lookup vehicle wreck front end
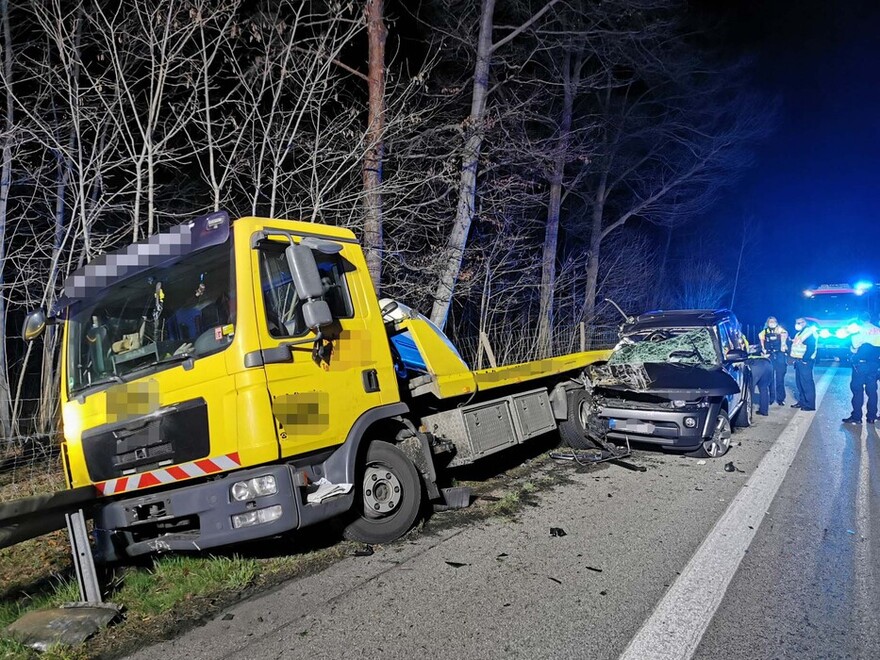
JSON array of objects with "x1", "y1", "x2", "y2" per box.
[{"x1": 587, "y1": 328, "x2": 740, "y2": 455}]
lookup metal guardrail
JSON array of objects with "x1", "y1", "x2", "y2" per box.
[{"x1": 0, "y1": 485, "x2": 98, "y2": 550}]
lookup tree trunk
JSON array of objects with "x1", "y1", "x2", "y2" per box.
[
  {"x1": 536, "y1": 48, "x2": 579, "y2": 357},
  {"x1": 582, "y1": 171, "x2": 608, "y2": 342},
  {"x1": 362, "y1": 0, "x2": 386, "y2": 292},
  {"x1": 0, "y1": 0, "x2": 14, "y2": 438},
  {"x1": 651, "y1": 227, "x2": 673, "y2": 309},
  {"x1": 429, "y1": 0, "x2": 496, "y2": 328}
]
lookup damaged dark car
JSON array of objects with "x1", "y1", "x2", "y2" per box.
[{"x1": 579, "y1": 310, "x2": 752, "y2": 458}]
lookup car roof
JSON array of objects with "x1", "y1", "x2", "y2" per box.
[{"x1": 622, "y1": 309, "x2": 736, "y2": 332}]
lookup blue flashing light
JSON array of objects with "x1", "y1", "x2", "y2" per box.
[
  {"x1": 854, "y1": 280, "x2": 873, "y2": 292},
  {"x1": 819, "y1": 328, "x2": 832, "y2": 339},
  {"x1": 803, "y1": 289, "x2": 814, "y2": 298}
]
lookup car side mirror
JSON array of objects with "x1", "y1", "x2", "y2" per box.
[
  {"x1": 22, "y1": 308, "x2": 53, "y2": 342},
  {"x1": 724, "y1": 349, "x2": 748, "y2": 363}
]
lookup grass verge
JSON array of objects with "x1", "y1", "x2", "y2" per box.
[{"x1": 1, "y1": 442, "x2": 575, "y2": 659}]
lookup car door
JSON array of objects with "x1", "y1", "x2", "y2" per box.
[{"x1": 717, "y1": 320, "x2": 746, "y2": 410}]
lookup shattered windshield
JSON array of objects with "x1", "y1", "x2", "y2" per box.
[
  {"x1": 609, "y1": 328, "x2": 719, "y2": 368},
  {"x1": 66, "y1": 241, "x2": 235, "y2": 395}
]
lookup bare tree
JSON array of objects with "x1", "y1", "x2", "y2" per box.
[{"x1": 429, "y1": 0, "x2": 560, "y2": 328}]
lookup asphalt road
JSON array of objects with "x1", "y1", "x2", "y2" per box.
[{"x1": 129, "y1": 365, "x2": 880, "y2": 660}]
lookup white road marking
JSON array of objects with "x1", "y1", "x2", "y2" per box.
[
  {"x1": 619, "y1": 366, "x2": 837, "y2": 660},
  {"x1": 855, "y1": 413, "x2": 874, "y2": 652}
]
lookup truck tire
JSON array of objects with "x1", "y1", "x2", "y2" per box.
[
  {"x1": 343, "y1": 440, "x2": 423, "y2": 544},
  {"x1": 687, "y1": 409, "x2": 732, "y2": 458},
  {"x1": 557, "y1": 388, "x2": 595, "y2": 450}
]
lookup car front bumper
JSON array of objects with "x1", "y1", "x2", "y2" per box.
[{"x1": 599, "y1": 405, "x2": 715, "y2": 451}]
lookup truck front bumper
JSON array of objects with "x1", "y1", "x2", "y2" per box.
[{"x1": 94, "y1": 464, "x2": 301, "y2": 562}]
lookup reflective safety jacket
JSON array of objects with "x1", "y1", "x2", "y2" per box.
[
  {"x1": 851, "y1": 322, "x2": 880, "y2": 353},
  {"x1": 790, "y1": 326, "x2": 817, "y2": 360},
  {"x1": 759, "y1": 325, "x2": 788, "y2": 353}
]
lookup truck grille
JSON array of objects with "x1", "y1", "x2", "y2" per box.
[{"x1": 81, "y1": 398, "x2": 210, "y2": 482}]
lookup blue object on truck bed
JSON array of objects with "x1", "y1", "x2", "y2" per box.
[{"x1": 390, "y1": 331, "x2": 428, "y2": 373}]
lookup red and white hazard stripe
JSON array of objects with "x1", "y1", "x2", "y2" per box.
[{"x1": 96, "y1": 452, "x2": 241, "y2": 496}]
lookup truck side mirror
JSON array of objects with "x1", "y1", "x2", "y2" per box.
[
  {"x1": 285, "y1": 243, "x2": 333, "y2": 330},
  {"x1": 22, "y1": 308, "x2": 52, "y2": 342},
  {"x1": 303, "y1": 300, "x2": 332, "y2": 330},
  {"x1": 285, "y1": 243, "x2": 324, "y2": 300}
]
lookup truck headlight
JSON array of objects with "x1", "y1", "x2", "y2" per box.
[
  {"x1": 672, "y1": 400, "x2": 686, "y2": 408},
  {"x1": 231, "y1": 475, "x2": 277, "y2": 502},
  {"x1": 231, "y1": 505, "x2": 283, "y2": 529}
]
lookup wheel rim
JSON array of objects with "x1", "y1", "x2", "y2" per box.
[
  {"x1": 703, "y1": 414, "x2": 732, "y2": 457},
  {"x1": 577, "y1": 398, "x2": 590, "y2": 430},
  {"x1": 362, "y1": 464, "x2": 403, "y2": 519}
]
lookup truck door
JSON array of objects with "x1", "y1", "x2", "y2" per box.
[{"x1": 251, "y1": 238, "x2": 397, "y2": 459}]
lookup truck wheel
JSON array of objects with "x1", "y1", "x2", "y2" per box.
[
  {"x1": 343, "y1": 441, "x2": 423, "y2": 544},
  {"x1": 733, "y1": 384, "x2": 753, "y2": 429},
  {"x1": 557, "y1": 388, "x2": 595, "y2": 450},
  {"x1": 688, "y1": 410, "x2": 732, "y2": 458}
]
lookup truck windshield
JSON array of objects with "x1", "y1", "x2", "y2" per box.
[
  {"x1": 806, "y1": 293, "x2": 868, "y2": 319},
  {"x1": 609, "y1": 327, "x2": 719, "y2": 368},
  {"x1": 66, "y1": 241, "x2": 235, "y2": 395}
]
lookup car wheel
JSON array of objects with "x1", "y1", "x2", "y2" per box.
[
  {"x1": 343, "y1": 441, "x2": 423, "y2": 544},
  {"x1": 733, "y1": 384, "x2": 753, "y2": 428},
  {"x1": 558, "y1": 387, "x2": 595, "y2": 450},
  {"x1": 688, "y1": 410, "x2": 732, "y2": 458}
]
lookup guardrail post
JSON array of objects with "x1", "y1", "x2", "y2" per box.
[{"x1": 66, "y1": 509, "x2": 102, "y2": 604}]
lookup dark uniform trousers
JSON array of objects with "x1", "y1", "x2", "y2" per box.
[
  {"x1": 749, "y1": 357, "x2": 773, "y2": 415},
  {"x1": 768, "y1": 351, "x2": 787, "y2": 404},
  {"x1": 794, "y1": 359, "x2": 816, "y2": 409},
  {"x1": 850, "y1": 359, "x2": 880, "y2": 421}
]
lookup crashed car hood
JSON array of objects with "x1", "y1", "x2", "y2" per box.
[{"x1": 593, "y1": 362, "x2": 740, "y2": 399}]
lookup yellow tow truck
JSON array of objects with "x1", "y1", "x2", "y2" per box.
[{"x1": 23, "y1": 212, "x2": 609, "y2": 560}]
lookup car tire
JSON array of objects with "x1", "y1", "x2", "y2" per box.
[
  {"x1": 733, "y1": 382, "x2": 753, "y2": 429},
  {"x1": 557, "y1": 387, "x2": 596, "y2": 450},
  {"x1": 343, "y1": 441, "x2": 423, "y2": 544},
  {"x1": 688, "y1": 409, "x2": 732, "y2": 459}
]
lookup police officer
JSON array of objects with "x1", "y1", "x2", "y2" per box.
[
  {"x1": 790, "y1": 317, "x2": 817, "y2": 411},
  {"x1": 747, "y1": 344, "x2": 773, "y2": 416},
  {"x1": 842, "y1": 312, "x2": 880, "y2": 424},
  {"x1": 758, "y1": 316, "x2": 789, "y2": 405}
]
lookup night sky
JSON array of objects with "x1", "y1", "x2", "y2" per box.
[{"x1": 700, "y1": 0, "x2": 880, "y2": 325}]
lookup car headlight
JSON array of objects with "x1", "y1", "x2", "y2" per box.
[{"x1": 231, "y1": 475, "x2": 277, "y2": 502}]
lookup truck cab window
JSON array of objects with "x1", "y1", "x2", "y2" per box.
[{"x1": 259, "y1": 243, "x2": 353, "y2": 338}]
